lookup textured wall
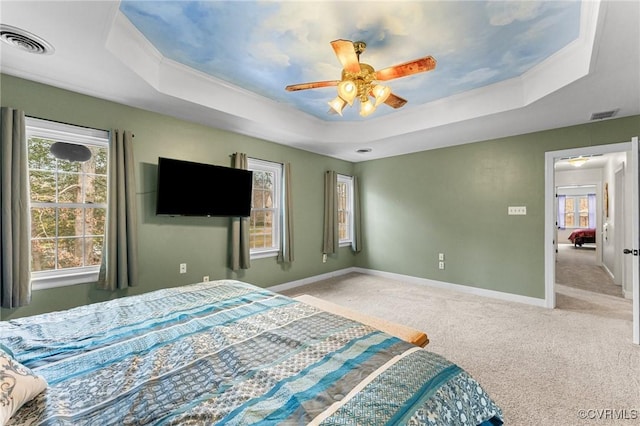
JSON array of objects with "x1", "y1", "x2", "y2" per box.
[
  {"x1": 354, "y1": 116, "x2": 640, "y2": 299},
  {"x1": 1, "y1": 74, "x2": 355, "y2": 319},
  {"x1": 2, "y1": 73, "x2": 639, "y2": 317}
]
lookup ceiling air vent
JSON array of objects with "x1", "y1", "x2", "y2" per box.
[
  {"x1": 0, "y1": 24, "x2": 54, "y2": 55},
  {"x1": 590, "y1": 109, "x2": 618, "y2": 120}
]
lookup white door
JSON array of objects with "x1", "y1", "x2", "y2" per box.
[{"x1": 630, "y1": 137, "x2": 639, "y2": 345}]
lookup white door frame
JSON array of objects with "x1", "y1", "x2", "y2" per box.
[
  {"x1": 613, "y1": 164, "x2": 625, "y2": 287},
  {"x1": 545, "y1": 141, "x2": 638, "y2": 344},
  {"x1": 631, "y1": 137, "x2": 639, "y2": 345}
]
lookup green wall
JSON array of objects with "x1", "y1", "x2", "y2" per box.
[
  {"x1": 354, "y1": 116, "x2": 640, "y2": 298},
  {"x1": 1, "y1": 74, "x2": 355, "y2": 319},
  {"x1": 2, "y1": 73, "x2": 639, "y2": 318}
]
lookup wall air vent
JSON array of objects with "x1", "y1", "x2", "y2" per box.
[
  {"x1": 0, "y1": 24, "x2": 54, "y2": 55},
  {"x1": 590, "y1": 109, "x2": 618, "y2": 120}
]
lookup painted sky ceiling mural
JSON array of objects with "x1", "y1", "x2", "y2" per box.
[{"x1": 120, "y1": 1, "x2": 581, "y2": 121}]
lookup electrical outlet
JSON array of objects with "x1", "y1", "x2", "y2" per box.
[
  {"x1": 322, "y1": 253, "x2": 327, "y2": 263},
  {"x1": 203, "y1": 276, "x2": 210, "y2": 282},
  {"x1": 438, "y1": 253, "x2": 445, "y2": 261},
  {"x1": 179, "y1": 263, "x2": 187, "y2": 274},
  {"x1": 438, "y1": 261, "x2": 445, "y2": 270}
]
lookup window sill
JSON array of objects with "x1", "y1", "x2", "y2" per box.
[
  {"x1": 31, "y1": 267, "x2": 100, "y2": 290},
  {"x1": 250, "y1": 249, "x2": 279, "y2": 260},
  {"x1": 339, "y1": 241, "x2": 353, "y2": 248}
]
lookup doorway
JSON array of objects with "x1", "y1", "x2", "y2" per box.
[
  {"x1": 544, "y1": 140, "x2": 638, "y2": 344},
  {"x1": 554, "y1": 182, "x2": 623, "y2": 297}
]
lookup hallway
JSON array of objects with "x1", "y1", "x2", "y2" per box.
[{"x1": 555, "y1": 243, "x2": 624, "y2": 298}]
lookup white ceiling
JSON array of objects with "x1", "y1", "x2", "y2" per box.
[
  {"x1": 554, "y1": 152, "x2": 620, "y2": 171},
  {"x1": 1, "y1": 1, "x2": 638, "y2": 162}
]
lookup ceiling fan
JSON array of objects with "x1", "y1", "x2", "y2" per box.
[{"x1": 285, "y1": 39, "x2": 436, "y2": 117}]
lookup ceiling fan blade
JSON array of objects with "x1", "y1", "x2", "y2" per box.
[
  {"x1": 375, "y1": 56, "x2": 437, "y2": 81},
  {"x1": 331, "y1": 39, "x2": 361, "y2": 73},
  {"x1": 384, "y1": 93, "x2": 408, "y2": 109},
  {"x1": 285, "y1": 80, "x2": 339, "y2": 92}
]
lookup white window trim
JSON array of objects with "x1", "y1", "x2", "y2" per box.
[
  {"x1": 27, "y1": 117, "x2": 109, "y2": 145},
  {"x1": 247, "y1": 158, "x2": 282, "y2": 259},
  {"x1": 26, "y1": 117, "x2": 109, "y2": 290},
  {"x1": 32, "y1": 267, "x2": 100, "y2": 290},
  {"x1": 338, "y1": 174, "x2": 354, "y2": 247}
]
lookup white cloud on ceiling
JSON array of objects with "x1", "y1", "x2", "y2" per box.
[
  {"x1": 455, "y1": 67, "x2": 502, "y2": 86},
  {"x1": 119, "y1": 0, "x2": 581, "y2": 120},
  {"x1": 486, "y1": 1, "x2": 543, "y2": 26}
]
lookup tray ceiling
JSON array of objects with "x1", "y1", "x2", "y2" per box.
[{"x1": 1, "y1": 1, "x2": 638, "y2": 161}]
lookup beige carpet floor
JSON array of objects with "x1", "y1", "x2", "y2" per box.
[
  {"x1": 556, "y1": 243, "x2": 624, "y2": 298},
  {"x1": 280, "y1": 273, "x2": 639, "y2": 426}
]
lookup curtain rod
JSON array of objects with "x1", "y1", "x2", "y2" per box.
[{"x1": 25, "y1": 115, "x2": 134, "y2": 137}]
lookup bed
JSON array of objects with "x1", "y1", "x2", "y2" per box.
[
  {"x1": 1, "y1": 280, "x2": 502, "y2": 425},
  {"x1": 568, "y1": 228, "x2": 596, "y2": 247}
]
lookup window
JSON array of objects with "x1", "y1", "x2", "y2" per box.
[
  {"x1": 26, "y1": 118, "x2": 109, "y2": 289},
  {"x1": 564, "y1": 196, "x2": 590, "y2": 228},
  {"x1": 564, "y1": 195, "x2": 589, "y2": 228},
  {"x1": 247, "y1": 158, "x2": 282, "y2": 258},
  {"x1": 337, "y1": 174, "x2": 354, "y2": 245},
  {"x1": 560, "y1": 193, "x2": 595, "y2": 229}
]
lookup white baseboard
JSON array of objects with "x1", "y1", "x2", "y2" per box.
[
  {"x1": 270, "y1": 267, "x2": 547, "y2": 308},
  {"x1": 267, "y1": 267, "x2": 357, "y2": 293},
  {"x1": 601, "y1": 263, "x2": 616, "y2": 281},
  {"x1": 352, "y1": 268, "x2": 548, "y2": 307}
]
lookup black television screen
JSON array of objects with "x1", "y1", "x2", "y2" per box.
[{"x1": 156, "y1": 157, "x2": 253, "y2": 217}]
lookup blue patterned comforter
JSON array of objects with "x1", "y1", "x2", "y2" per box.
[{"x1": 1, "y1": 280, "x2": 502, "y2": 425}]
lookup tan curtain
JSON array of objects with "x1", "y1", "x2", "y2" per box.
[
  {"x1": 0, "y1": 107, "x2": 31, "y2": 308},
  {"x1": 98, "y1": 130, "x2": 139, "y2": 290},
  {"x1": 231, "y1": 152, "x2": 250, "y2": 270},
  {"x1": 278, "y1": 162, "x2": 294, "y2": 263},
  {"x1": 351, "y1": 175, "x2": 362, "y2": 253},
  {"x1": 323, "y1": 170, "x2": 338, "y2": 255}
]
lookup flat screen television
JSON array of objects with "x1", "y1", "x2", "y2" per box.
[{"x1": 156, "y1": 157, "x2": 253, "y2": 217}]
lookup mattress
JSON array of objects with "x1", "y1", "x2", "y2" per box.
[{"x1": 1, "y1": 279, "x2": 502, "y2": 425}]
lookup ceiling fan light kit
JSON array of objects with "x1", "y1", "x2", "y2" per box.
[
  {"x1": 360, "y1": 98, "x2": 376, "y2": 117},
  {"x1": 337, "y1": 80, "x2": 357, "y2": 105},
  {"x1": 328, "y1": 96, "x2": 348, "y2": 115},
  {"x1": 372, "y1": 84, "x2": 391, "y2": 107},
  {"x1": 286, "y1": 39, "x2": 436, "y2": 118}
]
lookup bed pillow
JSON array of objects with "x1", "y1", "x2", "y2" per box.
[{"x1": 0, "y1": 350, "x2": 47, "y2": 425}]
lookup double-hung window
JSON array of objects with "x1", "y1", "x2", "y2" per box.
[
  {"x1": 558, "y1": 187, "x2": 597, "y2": 229},
  {"x1": 337, "y1": 174, "x2": 354, "y2": 246},
  {"x1": 26, "y1": 118, "x2": 109, "y2": 289},
  {"x1": 561, "y1": 195, "x2": 594, "y2": 228},
  {"x1": 247, "y1": 158, "x2": 282, "y2": 259}
]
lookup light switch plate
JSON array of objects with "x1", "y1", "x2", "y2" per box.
[{"x1": 508, "y1": 206, "x2": 527, "y2": 215}]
